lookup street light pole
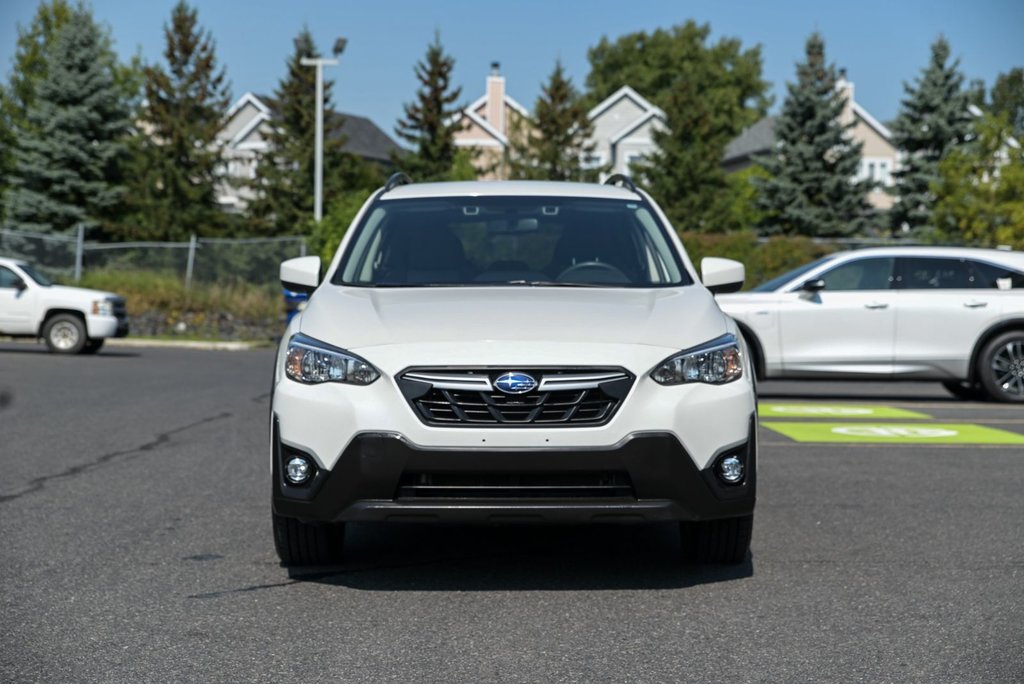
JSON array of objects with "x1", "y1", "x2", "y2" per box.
[{"x1": 299, "y1": 56, "x2": 338, "y2": 222}]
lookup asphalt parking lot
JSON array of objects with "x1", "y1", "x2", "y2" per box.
[{"x1": 1, "y1": 343, "x2": 1022, "y2": 683}]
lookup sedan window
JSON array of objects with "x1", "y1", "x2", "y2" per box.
[
  {"x1": 897, "y1": 257, "x2": 994, "y2": 289},
  {"x1": 817, "y1": 257, "x2": 895, "y2": 291},
  {"x1": 968, "y1": 260, "x2": 1024, "y2": 289}
]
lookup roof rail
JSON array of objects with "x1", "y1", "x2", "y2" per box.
[
  {"x1": 383, "y1": 172, "x2": 413, "y2": 194},
  {"x1": 604, "y1": 173, "x2": 639, "y2": 194}
]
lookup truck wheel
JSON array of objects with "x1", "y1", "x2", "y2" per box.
[
  {"x1": 680, "y1": 514, "x2": 753, "y2": 564},
  {"x1": 82, "y1": 339, "x2": 105, "y2": 354},
  {"x1": 977, "y1": 331, "x2": 1024, "y2": 403},
  {"x1": 43, "y1": 314, "x2": 87, "y2": 354},
  {"x1": 272, "y1": 512, "x2": 345, "y2": 566}
]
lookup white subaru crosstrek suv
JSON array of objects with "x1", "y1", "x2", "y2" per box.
[
  {"x1": 270, "y1": 175, "x2": 756, "y2": 566},
  {"x1": 717, "y1": 246, "x2": 1024, "y2": 402}
]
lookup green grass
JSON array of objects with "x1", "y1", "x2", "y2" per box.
[{"x1": 75, "y1": 270, "x2": 280, "y2": 320}]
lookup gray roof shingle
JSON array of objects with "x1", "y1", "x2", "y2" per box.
[
  {"x1": 255, "y1": 94, "x2": 401, "y2": 163},
  {"x1": 723, "y1": 117, "x2": 776, "y2": 164}
]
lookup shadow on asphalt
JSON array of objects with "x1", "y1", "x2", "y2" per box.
[
  {"x1": 758, "y1": 390, "x2": 961, "y2": 403},
  {"x1": 0, "y1": 345, "x2": 140, "y2": 358},
  {"x1": 285, "y1": 522, "x2": 753, "y2": 591}
]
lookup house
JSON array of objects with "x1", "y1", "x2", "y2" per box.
[
  {"x1": 215, "y1": 92, "x2": 402, "y2": 212},
  {"x1": 584, "y1": 85, "x2": 666, "y2": 179},
  {"x1": 723, "y1": 75, "x2": 900, "y2": 211},
  {"x1": 451, "y1": 63, "x2": 531, "y2": 179}
]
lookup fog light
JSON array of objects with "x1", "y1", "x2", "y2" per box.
[
  {"x1": 719, "y1": 455, "x2": 744, "y2": 484},
  {"x1": 285, "y1": 456, "x2": 312, "y2": 484}
]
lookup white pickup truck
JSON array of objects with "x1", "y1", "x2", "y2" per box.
[{"x1": 0, "y1": 256, "x2": 128, "y2": 354}]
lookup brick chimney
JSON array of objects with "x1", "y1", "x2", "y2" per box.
[{"x1": 485, "y1": 61, "x2": 505, "y2": 135}]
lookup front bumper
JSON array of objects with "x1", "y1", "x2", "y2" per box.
[
  {"x1": 272, "y1": 418, "x2": 756, "y2": 525},
  {"x1": 86, "y1": 314, "x2": 129, "y2": 338}
]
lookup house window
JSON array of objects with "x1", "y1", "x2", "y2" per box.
[{"x1": 582, "y1": 153, "x2": 605, "y2": 169}]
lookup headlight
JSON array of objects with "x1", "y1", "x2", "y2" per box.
[
  {"x1": 91, "y1": 299, "x2": 114, "y2": 316},
  {"x1": 285, "y1": 333, "x2": 380, "y2": 385},
  {"x1": 650, "y1": 333, "x2": 743, "y2": 385}
]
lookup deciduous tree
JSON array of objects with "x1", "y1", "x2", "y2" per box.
[
  {"x1": 586, "y1": 21, "x2": 771, "y2": 231},
  {"x1": 933, "y1": 113, "x2": 1024, "y2": 247}
]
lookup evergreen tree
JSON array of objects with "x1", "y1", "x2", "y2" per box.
[
  {"x1": 119, "y1": 1, "x2": 230, "y2": 241},
  {"x1": 248, "y1": 29, "x2": 380, "y2": 235},
  {"x1": 394, "y1": 34, "x2": 463, "y2": 181},
  {"x1": 754, "y1": 33, "x2": 870, "y2": 237},
  {"x1": 889, "y1": 37, "x2": 973, "y2": 236},
  {"x1": 585, "y1": 22, "x2": 770, "y2": 231},
  {"x1": 508, "y1": 62, "x2": 597, "y2": 181},
  {"x1": 991, "y1": 68, "x2": 1024, "y2": 138},
  {"x1": 0, "y1": 0, "x2": 73, "y2": 222},
  {"x1": 3, "y1": 6, "x2": 130, "y2": 238}
]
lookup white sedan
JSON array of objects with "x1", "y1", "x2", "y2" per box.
[{"x1": 716, "y1": 246, "x2": 1024, "y2": 402}]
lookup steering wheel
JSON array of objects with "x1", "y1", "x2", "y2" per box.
[{"x1": 556, "y1": 261, "x2": 629, "y2": 283}]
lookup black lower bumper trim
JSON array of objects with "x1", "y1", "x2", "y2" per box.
[{"x1": 272, "y1": 421, "x2": 756, "y2": 525}]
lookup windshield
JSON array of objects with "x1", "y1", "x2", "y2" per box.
[
  {"x1": 333, "y1": 196, "x2": 691, "y2": 288},
  {"x1": 18, "y1": 263, "x2": 53, "y2": 287},
  {"x1": 752, "y1": 256, "x2": 834, "y2": 292}
]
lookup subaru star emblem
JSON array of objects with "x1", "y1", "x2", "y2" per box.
[{"x1": 494, "y1": 372, "x2": 537, "y2": 394}]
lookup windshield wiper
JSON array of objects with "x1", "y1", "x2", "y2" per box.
[{"x1": 503, "y1": 280, "x2": 607, "y2": 288}]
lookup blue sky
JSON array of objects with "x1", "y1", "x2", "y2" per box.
[{"x1": 1, "y1": 0, "x2": 1022, "y2": 137}]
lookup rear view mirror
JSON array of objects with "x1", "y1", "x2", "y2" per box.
[
  {"x1": 280, "y1": 256, "x2": 322, "y2": 295},
  {"x1": 13, "y1": 277, "x2": 27, "y2": 291},
  {"x1": 701, "y1": 257, "x2": 745, "y2": 294},
  {"x1": 801, "y1": 278, "x2": 826, "y2": 293}
]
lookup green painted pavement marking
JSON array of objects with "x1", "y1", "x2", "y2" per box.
[
  {"x1": 762, "y1": 422, "x2": 1024, "y2": 444},
  {"x1": 758, "y1": 403, "x2": 930, "y2": 419}
]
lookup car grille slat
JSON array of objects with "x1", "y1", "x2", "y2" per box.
[
  {"x1": 397, "y1": 472, "x2": 635, "y2": 499},
  {"x1": 400, "y1": 367, "x2": 633, "y2": 427}
]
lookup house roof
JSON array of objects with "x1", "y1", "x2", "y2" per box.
[
  {"x1": 588, "y1": 85, "x2": 665, "y2": 121},
  {"x1": 224, "y1": 92, "x2": 401, "y2": 162},
  {"x1": 723, "y1": 117, "x2": 776, "y2": 164},
  {"x1": 465, "y1": 91, "x2": 530, "y2": 119}
]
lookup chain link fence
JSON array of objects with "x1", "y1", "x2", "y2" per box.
[{"x1": 0, "y1": 228, "x2": 307, "y2": 287}]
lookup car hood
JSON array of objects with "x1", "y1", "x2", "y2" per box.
[
  {"x1": 299, "y1": 285, "x2": 730, "y2": 352},
  {"x1": 41, "y1": 285, "x2": 122, "y2": 302}
]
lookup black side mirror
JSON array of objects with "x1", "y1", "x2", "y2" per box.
[
  {"x1": 13, "y1": 278, "x2": 27, "y2": 291},
  {"x1": 801, "y1": 278, "x2": 825, "y2": 293}
]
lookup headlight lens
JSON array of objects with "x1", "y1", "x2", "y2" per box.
[
  {"x1": 650, "y1": 333, "x2": 743, "y2": 385},
  {"x1": 285, "y1": 333, "x2": 380, "y2": 385},
  {"x1": 91, "y1": 299, "x2": 114, "y2": 316}
]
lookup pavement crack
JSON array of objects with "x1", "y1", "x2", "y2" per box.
[{"x1": 0, "y1": 412, "x2": 232, "y2": 505}]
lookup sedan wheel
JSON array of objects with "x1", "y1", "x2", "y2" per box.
[{"x1": 978, "y1": 332, "x2": 1024, "y2": 402}]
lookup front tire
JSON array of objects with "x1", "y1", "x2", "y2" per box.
[
  {"x1": 680, "y1": 514, "x2": 753, "y2": 564},
  {"x1": 43, "y1": 314, "x2": 87, "y2": 354},
  {"x1": 977, "y1": 331, "x2": 1024, "y2": 403},
  {"x1": 272, "y1": 512, "x2": 346, "y2": 566}
]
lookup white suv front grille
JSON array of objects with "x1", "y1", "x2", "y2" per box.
[{"x1": 397, "y1": 368, "x2": 634, "y2": 427}]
